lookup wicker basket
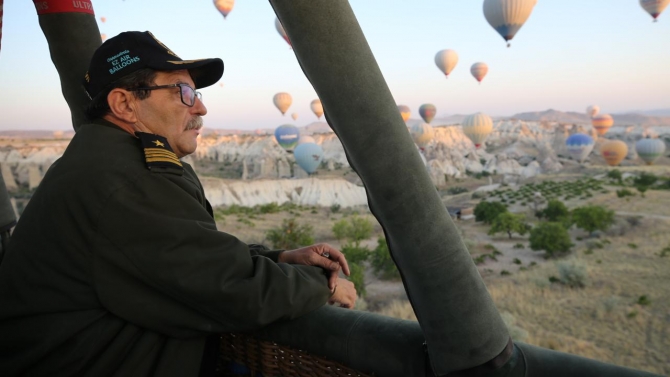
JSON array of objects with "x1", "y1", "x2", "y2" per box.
[{"x1": 217, "y1": 333, "x2": 373, "y2": 377}]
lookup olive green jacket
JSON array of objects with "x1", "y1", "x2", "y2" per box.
[{"x1": 0, "y1": 120, "x2": 331, "y2": 376}]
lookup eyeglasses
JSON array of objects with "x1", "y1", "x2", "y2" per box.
[{"x1": 129, "y1": 83, "x2": 202, "y2": 107}]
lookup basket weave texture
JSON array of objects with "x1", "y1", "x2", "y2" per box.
[{"x1": 217, "y1": 333, "x2": 373, "y2": 377}]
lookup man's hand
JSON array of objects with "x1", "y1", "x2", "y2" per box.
[
  {"x1": 329, "y1": 278, "x2": 357, "y2": 309},
  {"x1": 278, "y1": 243, "x2": 350, "y2": 291}
]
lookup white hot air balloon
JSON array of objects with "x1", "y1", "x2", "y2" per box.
[
  {"x1": 409, "y1": 123, "x2": 435, "y2": 149},
  {"x1": 298, "y1": 135, "x2": 316, "y2": 145},
  {"x1": 310, "y1": 99, "x2": 324, "y2": 119},
  {"x1": 470, "y1": 62, "x2": 489, "y2": 84},
  {"x1": 636, "y1": 137, "x2": 666, "y2": 165},
  {"x1": 273, "y1": 92, "x2": 292, "y2": 115},
  {"x1": 483, "y1": 0, "x2": 537, "y2": 47},
  {"x1": 586, "y1": 105, "x2": 600, "y2": 118},
  {"x1": 640, "y1": 0, "x2": 670, "y2": 22},
  {"x1": 462, "y1": 113, "x2": 494, "y2": 148},
  {"x1": 434, "y1": 49, "x2": 459, "y2": 78}
]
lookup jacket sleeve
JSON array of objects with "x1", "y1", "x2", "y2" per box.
[
  {"x1": 248, "y1": 244, "x2": 284, "y2": 262},
  {"x1": 92, "y1": 173, "x2": 331, "y2": 338}
]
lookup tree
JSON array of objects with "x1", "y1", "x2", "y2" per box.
[
  {"x1": 265, "y1": 218, "x2": 315, "y2": 249},
  {"x1": 488, "y1": 212, "x2": 529, "y2": 239},
  {"x1": 607, "y1": 169, "x2": 622, "y2": 183},
  {"x1": 370, "y1": 237, "x2": 400, "y2": 280},
  {"x1": 332, "y1": 215, "x2": 374, "y2": 248},
  {"x1": 571, "y1": 205, "x2": 615, "y2": 236},
  {"x1": 529, "y1": 222, "x2": 573, "y2": 257},
  {"x1": 474, "y1": 201, "x2": 508, "y2": 224},
  {"x1": 539, "y1": 199, "x2": 570, "y2": 222}
]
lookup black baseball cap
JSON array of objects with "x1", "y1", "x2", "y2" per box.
[{"x1": 84, "y1": 31, "x2": 224, "y2": 98}]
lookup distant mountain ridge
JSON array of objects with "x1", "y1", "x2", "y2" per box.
[{"x1": 507, "y1": 109, "x2": 670, "y2": 127}]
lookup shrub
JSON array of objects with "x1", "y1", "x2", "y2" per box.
[
  {"x1": 341, "y1": 244, "x2": 370, "y2": 265},
  {"x1": 447, "y1": 186, "x2": 468, "y2": 195},
  {"x1": 633, "y1": 172, "x2": 658, "y2": 188},
  {"x1": 330, "y1": 203, "x2": 341, "y2": 213},
  {"x1": 474, "y1": 201, "x2": 508, "y2": 224},
  {"x1": 347, "y1": 263, "x2": 366, "y2": 298},
  {"x1": 265, "y1": 218, "x2": 315, "y2": 249},
  {"x1": 370, "y1": 238, "x2": 400, "y2": 280},
  {"x1": 616, "y1": 189, "x2": 635, "y2": 198},
  {"x1": 556, "y1": 260, "x2": 589, "y2": 288},
  {"x1": 637, "y1": 295, "x2": 651, "y2": 306},
  {"x1": 571, "y1": 205, "x2": 615, "y2": 236},
  {"x1": 513, "y1": 243, "x2": 525, "y2": 249},
  {"x1": 332, "y1": 216, "x2": 374, "y2": 248},
  {"x1": 513, "y1": 258, "x2": 522, "y2": 265},
  {"x1": 627, "y1": 243, "x2": 638, "y2": 249},
  {"x1": 259, "y1": 202, "x2": 281, "y2": 214},
  {"x1": 501, "y1": 270, "x2": 512, "y2": 276},
  {"x1": 529, "y1": 222, "x2": 573, "y2": 257}
]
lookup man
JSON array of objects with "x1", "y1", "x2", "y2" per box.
[{"x1": 0, "y1": 31, "x2": 357, "y2": 377}]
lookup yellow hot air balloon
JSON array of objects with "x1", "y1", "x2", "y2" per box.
[
  {"x1": 275, "y1": 17, "x2": 292, "y2": 47},
  {"x1": 410, "y1": 123, "x2": 435, "y2": 149},
  {"x1": 101, "y1": 33, "x2": 107, "y2": 42},
  {"x1": 273, "y1": 92, "x2": 292, "y2": 115},
  {"x1": 470, "y1": 62, "x2": 489, "y2": 83},
  {"x1": 591, "y1": 114, "x2": 613, "y2": 136},
  {"x1": 310, "y1": 99, "x2": 324, "y2": 119},
  {"x1": 640, "y1": 0, "x2": 670, "y2": 21},
  {"x1": 214, "y1": 0, "x2": 235, "y2": 19},
  {"x1": 434, "y1": 50, "x2": 459, "y2": 78},
  {"x1": 100, "y1": 17, "x2": 107, "y2": 23},
  {"x1": 397, "y1": 105, "x2": 411, "y2": 122},
  {"x1": 291, "y1": 113, "x2": 299, "y2": 121},
  {"x1": 462, "y1": 113, "x2": 494, "y2": 148},
  {"x1": 600, "y1": 140, "x2": 628, "y2": 166}
]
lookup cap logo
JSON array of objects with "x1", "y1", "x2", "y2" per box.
[
  {"x1": 147, "y1": 31, "x2": 180, "y2": 58},
  {"x1": 106, "y1": 49, "x2": 141, "y2": 75},
  {"x1": 167, "y1": 59, "x2": 206, "y2": 65}
]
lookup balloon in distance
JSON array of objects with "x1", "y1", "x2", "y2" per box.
[
  {"x1": 591, "y1": 114, "x2": 614, "y2": 136},
  {"x1": 291, "y1": 113, "x2": 299, "y2": 121},
  {"x1": 310, "y1": 99, "x2": 324, "y2": 119},
  {"x1": 434, "y1": 49, "x2": 459, "y2": 78},
  {"x1": 294, "y1": 143, "x2": 324, "y2": 174},
  {"x1": 274, "y1": 124, "x2": 300, "y2": 151},
  {"x1": 397, "y1": 105, "x2": 411, "y2": 122},
  {"x1": 100, "y1": 16, "x2": 107, "y2": 23},
  {"x1": 470, "y1": 62, "x2": 489, "y2": 83},
  {"x1": 586, "y1": 105, "x2": 600, "y2": 118},
  {"x1": 273, "y1": 92, "x2": 292, "y2": 115},
  {"x1": 410, "y1": 123, "x2": 435, "y2": 148},
  {"x1": 275, "y1": 18, "x2": 292, "y2": 47},
  {"x1": 636, "y1": 137, "x2": 666, "y2": 165},
  {"x1": 298, "y1": 135, "x2": 316, "y2": 145},
  {"x1": 214, "y1": 0, "x2": 235, "y2": 19},
  {"x1": 600, "y1": 140, "x2": 628, "y2": 167},
  {"x1": 419, "y1": 104, "x2": 437, "y2": 124},
  {"x1": 483, "y1": 0, "x2": 537, "y2": 47},
  {"x1": 565, "y1": 134, "x2": 595, "y2": 163},
  {"x1": 462, "y1": 113, "x2": 494, "y2": 148},
  {"x1": 640, "y1": 0, "x2": 670, "y2": 21}
]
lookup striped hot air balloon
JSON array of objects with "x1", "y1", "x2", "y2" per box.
[
  {"x1": 274, "y1": 124, "x2": 300, "y2": 151},
  {"x1": 434, "y1": 50, "x2": 459, "y2": 78},
  {"x1": 214, "y1": 0, "x2": 235, "y2": 19},
  {"x1": 470, "y1": 62, "x2": 489, "y2": 83},
  {"x1": 298, "y1": 135, "x2": 316, "y2": 145},
  {"x1": 294, "y1": 143, "x2": 324, "y2": 174},
  {"x1": 419, "y1": 104, "x2": 437, "y2": 124},
  {"x1": 591, "y1": 114, "x2": 614, "y2": 136},
  {"x1": 586, "y1": 105, "x2": 600, "y2": 118},
  {"x1": 600, "y1": 140, "x2": 628, "y2": 166},
  {"x1": 462, "y1": 113, "x2": 493, "y2": 148},
  {"x1": 640, "y1": 0, "x2": 670, "y2": 21},
  {"x1": 566, "y1": 134, "x2": 595, "y2": 163},
  {"x1": 273, "y1": 92, "x2": 292, "y2": 115},
  {"x1": 483, "y1": 0, "x2": 537, "y2": 47},
  {"x1": 636, "y1": 137, "x2": 666, "y2": 165},
  {"x1": 310, "y1": 99, "x2": 324, "y2": 119},
  {"x1": 275, "y1": 17, "x2": 292, "y2": 47},
  {"x1": 410, "y1": 123, "x2": 435, "y2": 149},
  {"x1": 398, "y1": 105, "x2": 411, "y2": 122}
]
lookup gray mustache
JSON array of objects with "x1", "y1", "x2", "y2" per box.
[{"x1": 186, "y1": 117, "x2": 203, "y2": 131}]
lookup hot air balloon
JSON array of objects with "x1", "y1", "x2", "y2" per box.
[
  {"x1": 273, "y1": 92, "x2": 292, "y2": 115},
  {"x1": 419, "y1": 104, "x2": 437, "y2": 124},
  {"x1": 410, "y1": 123, "x2": 435, "y2": 149},
  {"x1": 291, "y1": 113, "x2": 299, "y2": 121},
  {"x1": 591, "y1": 114, "x2": 613, "y2": 136},
  {"x1": 586, "y1": 105, "x2": 600, "y2": 118},
  {"x1": 275, "y1": 17, "x2": 292, "y2": 47},
  {"x1": 298, "y1": 135, "x2": 316, "y2": 145},
  {"x1": 483, "y1": 0, "x2": 537, "y2": 47},
  {"x1": 214, "y1": 0, "x2": 235, "y2": 19},
  {"x1": 636, "y1": 137, "x2": 666, "y2": 165},
  {"x1": 640, "y1": 0, "x2": 670, "y2": 21},
  {"x1": 100, "y1": 17, "x2": 107, "y2": 23},
  {"x1": 600, "y1": 140, "x2": 628, "y2": 166},
  {"x1": 470, "y1": 63, "x2": 489, "y2": 83},
  {"x1": 274, "y1": 124, "x2": 300, "y2": 151},
  {"x1": 310, "y1": 99, "x2": 324, "y2": 119},
  {"x1": 434, "y1": 50, "x2": 458, "y2": 78},
  {"x1": 398, "y1": 105, "x2": 411, "y2": 122},
  {"x1": 462, "y1": 113, "x2": 493, "y2": 148},
  {"x1": 294, "y1": 143, "x2": 324, "y2": 174},
  {"x1": 101, "y1": 34, "x2": 107, "y2": 42},
  {"x1": 565, "y1": 134, "x2": 595, "y2": 163}
]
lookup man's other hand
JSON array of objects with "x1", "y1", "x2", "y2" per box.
[
  {"x1": 328, "y1": 278, "x2": 357, "y2": 309},
  {"x1": 278, "y1": 244, "x2": 350, "y2": 291}
]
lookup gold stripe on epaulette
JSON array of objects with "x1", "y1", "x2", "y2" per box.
[
  {"x1": 146, "y1": 155, "x2": 182, "y2": 164},
  {"x1": 145, "y1": 150, "x2": 180, "y2": 158},
  {"x1": 146, "y1": 157, "x2": 183, "y2": 167}
]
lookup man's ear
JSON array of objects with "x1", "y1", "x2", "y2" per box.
[{"x1": 107, "y1": 89, "x2": 138, "y2": 123}]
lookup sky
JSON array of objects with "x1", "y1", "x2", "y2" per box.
[{"x1": 0, "y1": 0, "x2": 669, "y2": 131}]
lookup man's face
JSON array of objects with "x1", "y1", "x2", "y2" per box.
[{"x1": 133, "y1": 70, "x2": 207, "y2": 158}]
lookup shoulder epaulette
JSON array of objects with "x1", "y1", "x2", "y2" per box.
[{"x1": 135, "y1": 132, "x2": 184, "y2": 175}]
